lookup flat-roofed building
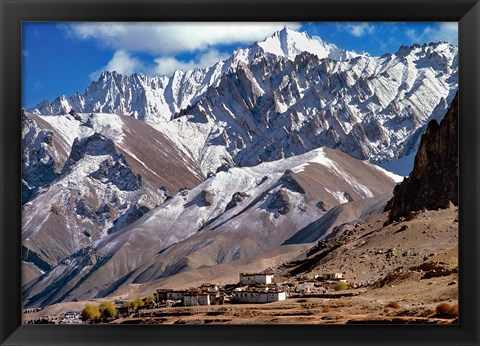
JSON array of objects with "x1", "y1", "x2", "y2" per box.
[
  {"x1": 233, "y1": 288, "x2": 286, "y2": 304},
  {"x1": 183, "y1": 293, "x2": 211, "y2": 306},
  {"x1": 239, "y1": 272, "x2": 274, "y2": 285},
  {"x1": 155, "y1": 289, "x2": 186, "y2": 302},
  {"x1": 315, "y1": 273, "x2": 344, "y2": 281}
]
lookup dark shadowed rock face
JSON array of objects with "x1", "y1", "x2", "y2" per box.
[
  {"x1": 200, "y1": 190, "x2": 214, "y2": 206},
  {"x1": 268, "y1": 189, "x2": 291, "y2": 215},
  {"x1": 22, "y1": 118, "x2": 63, "y2": 204},
  {"x1": 90, "y1": 157, "x2": 142, "y2": 191},
  {"x1": 62, "y1": 133, "x2": 116, "y2": 173},
  {"x1": 278, "y1": 170, "x2": 306, "y2": 194},
  {"x1": 225, "y1": 192, "x2": 249, "y2": 211},
  {"x1": 386, "y1": 92, "x2": 458, "y2": 223}
]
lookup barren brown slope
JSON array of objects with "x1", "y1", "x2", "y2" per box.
[
  {"x1": 22, "y1": 261, "x2": 45, "y2": 285},
  {"x1": 279, "y1": 206, "x2": 457, "y2": 287},
  {"x1": 22, "y1": 243, "x2": 310, "y2": 322},
  {"x1": 25, "y1": 208, "x2": 458, "y2": 324},
  {"x1": 284, "y1": 193, "x2": 392, "y2": 244},
  {"x1": 116, "y1": 115, "x2": 204, "y2": 193},
  {"x1": 292, "y1": 147, "x2": 398, "y2": 207},
  {"x1": 132, "y1": 243, "x2": 311, "y2": 295}
]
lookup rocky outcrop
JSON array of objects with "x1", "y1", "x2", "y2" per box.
[
  {"x1": 22, "y1": 116, "x2": 64, "y2": 204},
  {"x1": 278, "y1": 170, "x2": 306, "y2": 194},
  {"x1": 386, "y1": 92, "x2": 458, "y2": 223},
  {"x1": 62, "y1": 133, "x2": 117, "y2": 173},
  {"x1": 90, "y1": 156, "x2": 142, "y2": 191},
  {"x1": 225, "y1": 192, "x2": 249, "y2": 211},
  {"x1": 268, "y1": 189, "x2": 291, "y2": 215},
  {"x1": 200, "y1": 190, "x2": 214, "y2": 207}
]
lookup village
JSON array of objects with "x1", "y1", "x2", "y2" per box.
[
  {"x1": 151, "y1": 271, "x2": 348, "y2": 307},
  {"x1": 23, "y1": 271, "x2": 354, "y2": 324}
]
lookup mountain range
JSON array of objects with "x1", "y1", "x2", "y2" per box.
[
  {"x1": 29, "y1": 28, "x2": 458, "y2": 172},
  {"x1": 22, "y1": 28, "x2": 458, "y2": 307}
]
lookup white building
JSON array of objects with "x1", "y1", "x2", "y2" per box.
[
  {"x1": 64, "y1": 312, "x2": 80, "y2": 319},
  {"x1": 183, "y1": 293, "x2": 211, "y2": 306},
  {"x1": 239, "y1": 272, "x2": 274, "y2": 285},
  {"x1": 155, "y1": 289, "x2": 186, "y2": 302},
  {"x1": 315, "y1": 273, "x2": 344, "y2": 281},
  {"x1": 234, "y1": 289, "x2": 286, "y2": 304}
]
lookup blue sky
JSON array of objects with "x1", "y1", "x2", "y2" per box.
[{"x1": 22, "y1": 22, "x2": 458, "y2": 109}]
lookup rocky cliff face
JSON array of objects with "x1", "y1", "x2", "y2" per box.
[{"x1": 386, "y1": 92, "x2": 458, "y2": 223}]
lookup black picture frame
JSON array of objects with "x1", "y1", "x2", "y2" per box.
[{"x1": 1, "y1": 0, "x2": 479, "y2": 345}]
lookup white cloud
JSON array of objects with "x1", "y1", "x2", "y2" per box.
[
  {"x1": 402, "y1": 23, "x2": 458, "y2": 46},
  {"x1": 340, "y1": 23, "x2": 374, "y2": 37},
  {"x1": 63, "y1": 22, "x2": 301, "y2": 55},
  {"x1": 420, "y1": 22, "x2": 458, "y2": 45},
  {"x1": 89, "y1": 48, "x2": 231, "y2": 79},
  {"x1": 89, "y1": 50, "x2": 143, "y2": 80},
  {"x1": 405, "y1": 29, "x2": 417, "y2": 42},
  {"x1": 153, "y1": 49, "x2": 230, "y2": 76}
]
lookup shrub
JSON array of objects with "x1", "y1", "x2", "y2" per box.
[
  {"x1": 334, "y1": 282, "x2": 348, "y2": 291},
  {"x1": 143, "y1": 295, "x2": 155, "y2": 308},
  {"x1": 436, "y1": 303, "x2": 451, "y2": 315},
  {"x1": 99, "y1": 301, "x2": 117, "y2": 320},
  {"x1": 436, "y1": 303, "x2": 458, "y2": 318},
  {"x1": 449, "y1": 304, "x2": 459, "y2": 318},
  {"x1": 81, "y1": 304, "x2": 100, "y2": 322},
  {"x1": 386, "y1": 301, "x2": 400, "y2": 309},
  {"x1": 129, "y1": 296, "x2": 145, "y2": 311}
]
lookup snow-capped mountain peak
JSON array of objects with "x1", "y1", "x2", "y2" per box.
[
  {"x1": 28, "y1": 28, "x2": 367, "y2": 122},
  {"x1": 28, "y1": 28, "x2": 458, "y2": 177},
  {"x1": 254, "y1": 27, "x2": 363, "y2": 61}
]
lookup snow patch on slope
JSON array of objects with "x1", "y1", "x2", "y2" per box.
[
  {"x1": 379, "y1": 152, "x2": 416, "y2": 178},
  {"x1": 325, "y1": 188, "x2": 350, "y2": 204}
]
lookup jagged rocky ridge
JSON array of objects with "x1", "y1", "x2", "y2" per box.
[
  {"x1": 30, "y1": 29, "x2": 363, "y2": 122},
  {"x1": 385, "y1": 92, "x2": 458, "y2": 223},
  {"x1": 29, "y1": 28, "x2": 458, "y2": 174},
  {"x1": 170, "y1": 45, "x2": 457, "y2": 173}
]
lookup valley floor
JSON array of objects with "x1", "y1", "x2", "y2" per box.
[{"x1": 109, "y1": 292, "x2": 457, "y2": 325}]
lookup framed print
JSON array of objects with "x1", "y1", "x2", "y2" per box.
[{"x1": 1, "y1": 0, "x2": 479, "y2": 345}]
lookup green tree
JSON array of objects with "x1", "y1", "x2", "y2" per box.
[
  {"x1": 129, "y1": 296, "x2": 145, "y2": 311},
  {"x1": 143, "y1": 295, "x2": 155, "y2": 308},
  {"x1": 120, "y1": 302, "x2": 130, "y2": 309},
  {"x1": 99, "y1": 301, "x2": 117, "y2": 320},
  {"x1": 334, "y1": 281, "x2": 348, "y2": 291},
  {"x1": 81, "y1": 304, "x2": 100, "y2": 322}
]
